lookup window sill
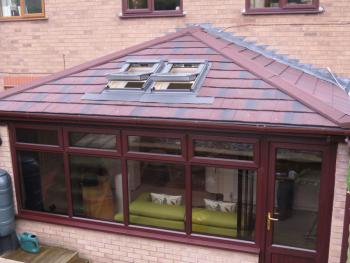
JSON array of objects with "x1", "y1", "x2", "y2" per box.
[
  {"x1": 119, "y1": 11, "x2": 186, "y2": 19},
  {"x1": 242, "y1": 6, "x2": 324, "y2": 15},
  {"x1": 0, "y1": 16, "x2": 48, "y2": 22}
]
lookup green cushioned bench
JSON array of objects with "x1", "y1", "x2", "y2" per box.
[{"x1": 115, "y1": 192, "x2": 239, "y2": 237}]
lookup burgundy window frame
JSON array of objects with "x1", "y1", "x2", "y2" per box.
[
  {"x1": 123, "y1": 130, "x2": 186, "y2": 162},
  {"x1": 121, "y1": 0, "x2": 184, "y2": 18},
  {"x1": 244, "y1": 0, "x2": 320, "y2": 15},
  {"x1": 9, "y1": 122, "x2": 335, "y2": 256}
]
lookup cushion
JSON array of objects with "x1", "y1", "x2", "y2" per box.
[
  {"x1": 219, "y1": 202, "x2": 236, "y2": 213},
  {"x1": 150, "y1": 193, "x2": 166, "y2": 204},
  {"x1": 164, "y1": 194, "x2": 182, "y2": 206},
  {"x1": 192, "y1": 208, "x2": 237, "y2": 229},
  {"x1": 204, "y1": 199, "x2": 219, "y2": 211}
]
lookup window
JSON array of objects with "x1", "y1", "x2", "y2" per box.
[
  {"x1": 13, "y1": 125, "x2": 261, "y2": 247},
  {"x1": 150, "y1": 61, "x2": 208, "y2": 92},
  {"x1": 245, "y1": 0, "x2": 320, "y2": 14},
  {"x1": 0, "y1": 0, "x2": 45, "y2": 19},
  {"x1": 17, "y1": 151, "x2": 67, "y2": 215},
  {"x1": 106, "y1": 62, "x2": 161, "y2": 90},
  {"x1": 122, "y1": 0, "x2": 183, "y2": 18},
  {"x1": 192, "y1": 166, "x2": 256, "y2": 240}
]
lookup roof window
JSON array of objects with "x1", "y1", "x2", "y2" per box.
[
  {"x1": 106, "y1": 61, "x2": 161, "y2": 90},
  {"x1": 150, "y1": 61, "x2": 208, "y2": 92}
]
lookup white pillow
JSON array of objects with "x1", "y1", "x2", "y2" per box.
[
  {"x1": 164, "y1": 194, "x2": 182, "y2": 206},
  {"x1": 150, "y1": 193, "x2": 166, "y2": 205},
  {"x1": 219, "y1": 201, "x2": 236, "y2": 213},
  {"x1": 204, "y1": 199, "x2": 220, "y2": 211}
]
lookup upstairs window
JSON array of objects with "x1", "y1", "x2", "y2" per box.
[
  {"x1": 150, "y1": 61, "x2": 208, "y2": 92},
  {"x1": 0, "y1": 0, "x2": 45, "y2": 20},
  {"x1": 121, "y1": 0, "x2": 183, "y2": 18},
  {"x1": 245, "y1": 0, "x2": 321, "y2": 14},
  {"x1": 106, "y1": 61, "x2": 160, "y2": 90}
]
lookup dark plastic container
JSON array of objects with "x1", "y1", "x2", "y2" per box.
[{"x1": 0, "y1": 169, "x2": 15, "y2": 237}]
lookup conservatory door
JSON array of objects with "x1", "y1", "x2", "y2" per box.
[{"x1": 264, "y1": 143, "x2": 333, "y2": 263}]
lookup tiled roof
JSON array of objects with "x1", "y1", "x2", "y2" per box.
[{"x1": 0, "y1": 26, "x2": 350, "y2": 132}]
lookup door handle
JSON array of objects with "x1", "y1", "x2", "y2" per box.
[{"x1": 267, "y1": 212, "x2": 279, "y2": 231}]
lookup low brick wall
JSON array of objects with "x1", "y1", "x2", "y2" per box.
[{"x1": 16, "y1": 220, "x2": 258, "y2": 263}]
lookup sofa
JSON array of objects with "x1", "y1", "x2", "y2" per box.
[{"x1": 114, "y1": 192, "x2": 239, "y2": 238}]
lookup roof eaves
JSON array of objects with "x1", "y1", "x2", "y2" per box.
[
  {"x1": 0, "y1": 27, "x2": 201, "y2": 101},
  {"x1": 190, "y1": 27, "x2": 346, "y2": 127},
  {"x1": 198, "y1": 24, "x2": 350, "y2": 92}
]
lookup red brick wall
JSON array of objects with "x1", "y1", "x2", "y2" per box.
[{"x1": 0, "y1": 0, "x2": 349, "y2": 78}]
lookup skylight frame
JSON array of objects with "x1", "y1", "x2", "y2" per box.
[
  {"x1": 106, "y1": 60, "x2": 163, "y2": 90},
  {"x1": 150, "y1": 60, "x2": 209, "y2": 93}
]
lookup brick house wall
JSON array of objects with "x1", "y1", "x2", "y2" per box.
[
  {"x1": 0, "y1": 0, "x2": 350, "y2": 81},
  {"x1": 0, "y1": 124, "x2": 348, "y2": 263}
]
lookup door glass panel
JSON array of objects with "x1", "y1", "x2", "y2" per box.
[
  {"x1": 192, "y1": 166, "x2": 256, "y2": 240},
  {"x1": 272, "y1": 149, "x2": 322, "y2": 250},
  {"x1": 70, "y1": 155, "x2": 123, "y2": 222}
]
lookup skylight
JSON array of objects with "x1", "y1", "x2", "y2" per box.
[
  {"x1": 106, "y1": 61, "x2": 160, "y2": 90},
  {"x1": 150, "y1": 61, "x2": 208, "y2": 92}
]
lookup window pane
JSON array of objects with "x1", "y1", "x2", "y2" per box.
[
  {"x1": 153, "y1": 82, "x2": 193, "y2": 91},
  {"x1": 287, "y1": 0, "x2": 312, "y2": 4},
  {"x1": 16, "y1": 128, "x2": 59, "y2": 145},
  {"x1": 194, "y1": 140, "x2": 254, "y2": 161},
  {"x1": 272, "y1": 149, "x2": 322, "y2": 250},
  {"x1": 128, "y1": 136, "x2": 182, "y2": 155},
  {"x1": 69, "y1": 132, "x2": 117, "y2": 150},
  {"x1": 192, "y1": 166, "x2": 256, "y2": 240},
  {"x1": 18, "y1": 151, "x2": 67, "y2": 215},
  {"x1": 128, "y1": 0, "x2": 147, "y2": 9},
  {"x1": 250, "y1": 0, "x2": 279, "y2": 8},
  {"x1": 154, "y1": 0, "x2": 180, "y2": 10},
  {"x1": 0, "y1": 0, "x2": 20, "y2": 17},
  {"x1": 70, "y1": 156, "x2": 123, "y2": 222},
  {"x1": 127, "y1": 160, "x2": 185, "y2": 231},
  {"x1": 24, "y1": 0, "x2": 42, "y2": 14}
]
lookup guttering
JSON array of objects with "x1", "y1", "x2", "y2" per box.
[{"x1": 0, "y1": 111, "x2": 349, "y2": 136}]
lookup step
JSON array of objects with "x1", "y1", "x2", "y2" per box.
[
  {"x1": 69, "y1": 257, "x2": 89, "y2": 263},
  {"x1": 1, "y1": 246, "x2": 79, "y2": 263}
]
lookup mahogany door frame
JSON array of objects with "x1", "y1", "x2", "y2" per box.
[{"x1": 263, "y1": 141, "x2": 336, "y2": 263}]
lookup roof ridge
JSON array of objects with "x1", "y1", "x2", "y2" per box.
[
  {"x1": 196, "y1": 23, "x2": 350, "y2": 93},
  {"x1": 189, "y1": 27, "x2": 346, "y2": 127}
]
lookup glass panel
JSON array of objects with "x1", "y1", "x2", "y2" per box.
[
  {"x1": 128, "y1": 0, "x2": 148, "y2": 9},
  {"x1": 170, "y1": 63, "x2": 199, "y2": 74},
  {"x1": 127, "y1": 63, "x2": 154, "y2": 73},
  {"x1": 0, "y1": 0, "x2": 20, "y2": 17},
  {"x1": 69, "y1": 132, "x2": 117, "y2": 150},
  {"x1": 127, "y1": 160, "x2": 185, "y2": 231},
  {"x1": 287, "y1": 0, "x2": 312, "y2": 4},
  {"x1": 250, "y1": 0, "x2": 279, "y2": 8},
  {"x1": 272, "y1": 149, "x2": 322, "y2": 250},
  {"x1": 154, "y1": 0, "x2": 180, "y2": 10},
  {"x1": 153, "y1": 82, "x2": 193, "y2": 91},
  {"x1": 192, "y1": 166, "x2": 256, "y2": 240},
  {"x1": 128, "y1": 136, "x2": 182, "y2": 155},
  {"x1": 24, "y1": 0, "x2": 42, "y2": 14},
  {"x1": 194, "y1": 140, "x2": 254, "y2": 161},
  {"x1": 108, "y1": 81, "x2": 145, "y2": 89},
  {"x1": 16, "y1": 128, "x2": 59, "y2": 145},
  {"x1": 70, "y1": 156, "x2": 123, "y2": 222},
  {"x1": 17, "y1": 151, "x2": 67, "y2": 215}
]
